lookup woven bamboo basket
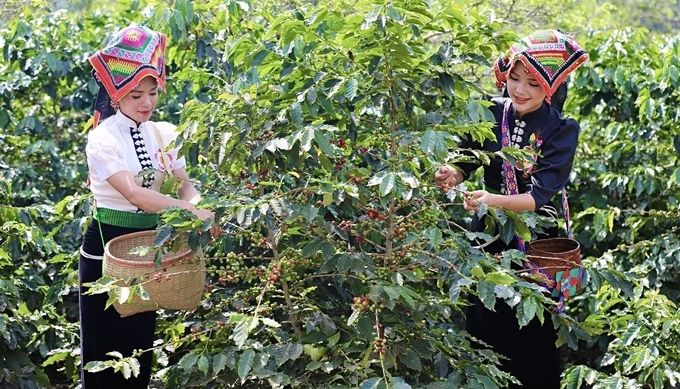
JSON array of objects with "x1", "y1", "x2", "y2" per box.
[
  {"x1": 525, "y1": 237, "x2": 581, "y2": 280},
  {"x1": 103, "y1": 230, "x2": 205, "y2": 317}
]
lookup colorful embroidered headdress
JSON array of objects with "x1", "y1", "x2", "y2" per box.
[
  {"x1": 89, "y1": 25, "x2": 167, "y2": 127},
  {"x1": 494, "y1": 29, "x2": 588, "y2": 103}
]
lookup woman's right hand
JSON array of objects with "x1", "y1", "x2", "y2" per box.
[
  {"x1": 434, "y1": 165, "x2": 462, "y2": 187},
  {"x1": 192, "y1": 208, "x2": 214, "y2": 221},
  {"x1": 191, "y1": 208, "x2": 222, "y2": 239}
]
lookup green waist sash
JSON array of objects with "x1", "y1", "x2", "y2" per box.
[{"x1": 94, "y1": 207, "x2": 159, "y2": 229}]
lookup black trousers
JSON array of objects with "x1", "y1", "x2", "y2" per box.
[
  {"x1": 467, "y1": 297, "x2": 560, "y2": 389},
  {"x1": 467, "y1": 214, "x2": 561, "y2": 389},
  {"x1": 79, "y1": 220, "x2": 157, "y2": 389}
]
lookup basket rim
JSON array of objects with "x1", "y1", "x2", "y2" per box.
[
  {"x1": 526, "y1": 237, "x2": 580, "y2": 250},
  {"x1": 104, "y1": 230, "x2": 195, "y2": 268}
]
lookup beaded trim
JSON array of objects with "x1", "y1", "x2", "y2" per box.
[
  {"x1": 511, "y1": 118, "x2": 525, "y2": 149},
  {"x1": 500, "y1": 115, "x2": 526, "y2": 194},
  {"x1": 130, "y1": 126, "x2": 155, "y2": 213}
]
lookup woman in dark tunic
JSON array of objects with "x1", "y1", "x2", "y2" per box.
[{"x1": 434, "y1": 29, "x2": 589, "y2": 388}]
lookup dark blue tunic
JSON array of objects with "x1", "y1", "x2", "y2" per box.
[
  {"x1": 454, "y1": 97, "x2": 579, "y2": 389},
  {"x1": 456, "y1": 97, "x2": 579, "y2": 211}
]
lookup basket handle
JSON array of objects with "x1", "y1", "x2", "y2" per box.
[
  {"x1": 562, "y1": 189, "x2": 573, "y2": 240},
  {"x1": 151, "y1": 123, "x2": 174, "y2": 177}
]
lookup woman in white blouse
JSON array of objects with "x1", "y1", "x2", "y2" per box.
[{"x1": 79, "y1": 25, "x2": 217, "y2": 389}]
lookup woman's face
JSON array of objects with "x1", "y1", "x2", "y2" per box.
[
  {"x1": 117, "y1": 76, "x2": 159, "y2": 124},
  {"x1": 506, "y1": 62, "x2": 547, "y2": 117}
]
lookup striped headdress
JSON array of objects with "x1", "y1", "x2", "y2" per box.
[
  {"x1": 494, "y1": 30, "x2": 588, "y2": 103},
  {"x1": 89, "y1": 25, "x2": 166, "y2": 127}
]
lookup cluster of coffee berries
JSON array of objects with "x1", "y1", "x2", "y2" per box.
[
  {"x1": 266, "y1": 263, "x2": 281, "y2": 283},
  {"x1": 373, "y1": 337, "x2": 387, "y2": 356},
  {"x1": 190, "y1": 325, "x2": 201, "y2": 340},
  {"x1": 151, "y1": 271, "x2": 170, "y2": 283},
  {"x1": 216, "y1": 271, "x2": 236, "y2": 285},
  {"x1": 352, "y1": 295, "x2": 370, "y2": 312},
  {"x1": 252, "y1": 266, "x2": 267, "y2": 279},
  {"x1": 248, "y1": 230, "x2": 265, "y2": 244},
  {"x1": 294, "y1": 190, "x2": 314, "y2": 204},
  {"x1": 208, "y1": 252, "x2": 245, "y2": 277},
  {"x1": 375, "y1": 266, "x2": 391, "y2": 280},
  {"x1": 282, "y1": 249, "x2": 317, "y2": 271},
  {"x1": 347, "y1": 173, "x2": 362, "y2": 184},
  {"x1": 353, "y1": 232, "x2": 366, "y2": 245},
  {"x1": 365, "y1": 208, "x2": 386, "y2": 221},
  {"x1": 334, "y1": 156, "x2": 347, "y2": 171},
  {"x1": 393, "y1": 221, "x2": 415, "y2": 240},
  {"x1": 416, "y1": 209, "x2": 441, "y2": 228},
  {"x1": 330, "y1": 137, "x2": 347, "y2": 148},
  {"x1": 331, "y1": 219, "x2": 354, "y2": 232}
]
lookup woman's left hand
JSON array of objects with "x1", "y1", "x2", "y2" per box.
[
  {"x1": 463, "y1": 190, "x2": 496, "y2": 212},
  {"x1": 209, "y1": 222, "x2": 222, "y2": 240}
]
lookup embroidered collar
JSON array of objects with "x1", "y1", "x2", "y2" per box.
[
  {"x1": 512, "y1": 101, "x2": 548, "y2": 125},
  {"x1": 113, "y1": 110, "x2": 146, "y2": 131}
]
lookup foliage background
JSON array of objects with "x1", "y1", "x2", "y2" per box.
[{"x1": 1, "y1": 0, "x2": 680, "y2": 388}]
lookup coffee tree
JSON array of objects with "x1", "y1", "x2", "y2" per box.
[
  {"x1": 558, "y1": 28, "x2": 680, "y2": 389},
  {"x1": 110, "y1": 0, "x2": 589, "y2": 388},
  {"x1": 4, "y1": 0, "x2": 680, "y2": 388}
]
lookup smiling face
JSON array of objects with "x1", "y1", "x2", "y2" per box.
[
  {"x1": 506, "y1": 61, "x2": 548, "y2": 117},
  {"x1": 117, "y1": 76, "x2": 159, "y2": 124}
]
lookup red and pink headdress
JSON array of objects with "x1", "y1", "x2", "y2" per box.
[
  {"x1": 494, "y1": 30, "x2": 588, "y2": 103},
  {"x1": 89, "y1": 25, "x2": 166, "y2": 127}
]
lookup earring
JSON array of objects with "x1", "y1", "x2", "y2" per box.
[{"x1": 110, "y1": 100, "x2": 119, "y2": 110}]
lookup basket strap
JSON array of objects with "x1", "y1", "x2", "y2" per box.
[
  {"x1": 93, "y1": 200, "x2": 106, "y2": 251},
  {"x1": 80, "y1": 246, "x2": 104, "y2": 260},
  {"x1": 151, "y1": 123, "x2": 174, "y2": 177},
  {"x1": 562, "y1": 189, "x2": 573, "y2": 239}
]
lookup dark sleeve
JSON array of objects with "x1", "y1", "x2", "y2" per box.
[
  {"x1": 453, "y1": 97, "x2": 503, "y2": 180},
  {"x1": 527, "y1": 118, "x2": 580, "y2": 210}
]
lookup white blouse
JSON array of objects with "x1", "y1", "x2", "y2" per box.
[{"x1": 86, "y1": 110, "x2": 187, "y2": 212}]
